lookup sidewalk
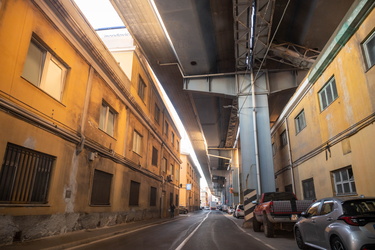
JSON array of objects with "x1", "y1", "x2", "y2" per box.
[{"x1": 1, "y1": 216, "x2": 181, "y2": 250}]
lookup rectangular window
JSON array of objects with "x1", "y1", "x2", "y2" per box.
[
  {"x1": 175, "y1": 165, "x2": 179, "y2": 183},
  {"x1": 318, "y1": 76, "x2": 338, "y2": 111},
  {"x1": 129, "y1": 181, "x2": 140, "y2": 206},
  {"x1": 138, "y1": 76, "x2": 146, "y2": 100},
  {"x1": 171, "y1": 132, "x2": 175, "y2": 145},
  {"x1": 22, "y1": 38, "x2": 67, "y2": 101},
  {"x1": 170, "y1": 163, "x2": 174, "y2": 176},
  {"x1": 164, "y1": 121, "x2": 169, "y2": 137},
  {"x1": 272, "y1": 143, "x2": 276, "y2": 156},
  {"x1": 162, "y1": 157, "x2": 167, "y2": 173},
  {"x1": 0, "y1": 143, "x2": 55, "y2": 204},
  {"x1": 150, "y1": 186, "x2": 157, "y2": 206},
  {"x1": 295, "y1": 110, "x2": 306, "y2": 134},
  {"x1": 332, "y1": 167, "x2": 356, "y2": 196},
  {"x1": 91, "y1": 169, "x2": 112, "y2": 205},
  {"x1": 285, "y1": 184, "x2": 293, "y2": 193},
  {"x1": 280, "y1": 130, "x2": 287, "y2": 147},
  {"x1": 362, "y1": 31, "x2": 375, "y2": 70},
  {"x1": 99, "y1": 102, "x2": 116, "y2": 136},
  {"x1": 132, "y1": 130, "x2": 143, "y2": 155},
  {"x1": 169, "y1": 192, "x2": 173, "y2": 206},
  {"x1": 154, "y1": 104, "x2": 160, "y2": 124},
  {"x1": 152, "y1": 147, "x2": 158, "y2": 166},
  {"x1": 302, "y1": 178, "x2": 316, "y2": 200}
]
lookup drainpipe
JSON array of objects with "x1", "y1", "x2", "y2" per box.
[
  {"x1": 251, "y1": 69, "x2": 262, "y2": 195},
  {"x1": 77, "y1": 66, "x2": 94, "y2": 154},
  {"x1": 285, "y1": 117, "x2": 296, "y2": 194}
]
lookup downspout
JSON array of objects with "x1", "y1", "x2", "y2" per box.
[
  {"x1": 77, "y1": 66, "x2": 94, "y2": 154},
  {"x1": 249, "y1": 0, "x2": 261, "y2": 195},
  {"x1": 251, "y1": 69, "x2": 261, "y2": 195},
  {"x1": 285, "y1": 117, "x2": 296, "y2": 194}
]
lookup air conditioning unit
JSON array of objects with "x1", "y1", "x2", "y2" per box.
[{"x1": 167, "y1": 175, "x2": 173, "y2": 182}]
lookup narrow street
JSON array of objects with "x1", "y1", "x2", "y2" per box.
[{"x1": 66, "y1": 210, "x2": 299, "y2": 250}]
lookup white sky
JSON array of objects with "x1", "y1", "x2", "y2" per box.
[
  {"x1": 74, "y1": 0, "x2": 124, "y2": 29},
  {"x1": 73, "y1": 0, "x2": 208, "y2": 189}
]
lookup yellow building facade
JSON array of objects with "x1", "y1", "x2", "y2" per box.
[
  {"x1": 179, "y1": 153, "x2": 201, "y2": 212},
  {"x1": 0, "y1": 0, "x2": 181, "y2": 244},
  {"x1": 271, "y1": 2, "x2": 375, "y2": 200}
]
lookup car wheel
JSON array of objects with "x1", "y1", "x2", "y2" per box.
[
  {"x1": 263, "y1": 214, "x2": 274, "y2": 238},
  {"x1": 252, "y1": 214, "x2": 261, "y2": 232},
  {"x1": 295, "y1": 228, "x2": 308, "y2": 249},
  {"x1": 331, "y1": 236, "x2": 346, "y2": 250}
]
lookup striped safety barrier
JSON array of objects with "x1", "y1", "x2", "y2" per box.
[{"x1": 244, "y1": 189, "x2": 257, "y2": 221}]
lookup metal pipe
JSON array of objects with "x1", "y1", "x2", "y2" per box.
[
  {"x1": 285, "y1": 117, "x2": 296, "y2": 194},
  {"x1": 251, "y1": 69, "x2": 262, "y2": 195}
]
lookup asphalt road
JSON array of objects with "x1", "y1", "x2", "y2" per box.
[{"x1": 67, "y1": 210, "x2": 301, "y2": 250}]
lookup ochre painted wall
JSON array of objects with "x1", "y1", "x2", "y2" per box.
[{"x1": 272, "y1": 8, "x2": 375, "y2": 199}]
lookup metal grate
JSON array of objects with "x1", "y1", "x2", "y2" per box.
[{"x1": 0, "y1": 143, "x2": 55, "y2": 204}]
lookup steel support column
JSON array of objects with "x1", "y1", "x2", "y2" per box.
[{"x1": 238, "y1": 73, "x2": 275, "y2": 222}]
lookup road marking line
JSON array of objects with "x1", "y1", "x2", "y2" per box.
[
  {"x1": 175, "y1": 211, "x2": 211, "y2": 250},
  {"x1": 226, "y1": 216, "x2": 277, "y2": 250},
  {"x1": 64, "y1": 219, "x2": 179, "y2": 250}
]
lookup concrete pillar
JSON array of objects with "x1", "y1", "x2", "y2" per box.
[
  {"x1": 231, "y1": 148, "x2": 240, "y2": 205},
  {"x1": 238, "y1": 74, "x2": 275, "y2": 195}
]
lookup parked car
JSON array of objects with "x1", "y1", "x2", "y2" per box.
[
  {"x1": 178, "y1": 206, "x2": 188, "y2": 214},
  {"x1": 228, "y1": 206, "x2": 235, "y2": 215},
  {"x1": 294, "y1": 196, "x2": 375, "y2": 250},
  {"x1": 221, "y1": 205, "x2": 228, "y2": 213},
  {"x1": 233, "y1": 204, "x2": 244, "y2": 218},
  {"x1": 253, "y1": 192, "x2": 313, "y2": 237}
]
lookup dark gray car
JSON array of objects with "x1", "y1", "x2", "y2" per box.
[{"x1": 294, "y1": 197, "x2": 375, "y2": 250}]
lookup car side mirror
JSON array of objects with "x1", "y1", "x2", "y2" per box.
[
  {"x1": 301, "y1": 211, "x2": 308, "y2": 218},
  {"x1": 252, "y1": 200, "x2": 258, "y2": 205}
]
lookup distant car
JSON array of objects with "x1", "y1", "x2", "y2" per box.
[
  {"x1": 178, "y1": 206, "x2": 188, "y2": 214},
  {"x1": 294, "y1": 196, "x2": 375, "y2": 250},
  {"x1": 228, "y1": 207, "x2": 235, "y2": 215},
  {"x1": 233, "y1": 204, "x2": 244, "y2": 218},
  {"x1": 222, "y1": 205, "x2": 228, "y2": 213}
]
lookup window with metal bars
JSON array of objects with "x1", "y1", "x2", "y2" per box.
[{"x1": 0, "y1": 143, "x2": 55, "y2": 204}]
